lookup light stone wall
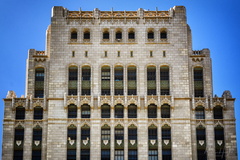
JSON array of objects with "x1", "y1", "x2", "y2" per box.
[{"x1": 2, "y1": 5, "x2": 237, "y2": 160}]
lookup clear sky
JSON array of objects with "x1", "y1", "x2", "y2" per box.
[{"x1": 1, "y1": 0, "x2": 240, "y2": 157}]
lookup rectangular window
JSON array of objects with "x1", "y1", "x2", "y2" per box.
[
  {"x1": 196, "y1": 128, "x2": 206, "y2": 140},
  {"x1": 33, "y1": 129, "x2": 42, "y2": 141},
  {"x1": 81, "y1": 149, "x2": 90, "y2": 160},
  {"x1": 150, "y1": 51, "x2": 153, "y2": 57},
  {"x1": 147, "y1": 67, "x2": 156, "y2": 95},
  {"x1": 194, "y1": 68, "x2": 204, "y2": 97},
  {"x1": 32, "y1": 150, "x2": 41, "y2": 160},
  {"x1": 130, "y1": 51, "x2": 133, "y2": 57},
  {"x1": 81, "y1": 128, "x2": 90, "y2": 140},
  {"x1": 160, "y1": 66, "x2": 170, "y2": 95},
  {"x1": 105, "y1": 51, "x2": 108, "y2": 57},
  {"x1": 115, "y1": 66, "x2": 124, "y2": 95},
  {"x1": 115, "y1": 128, "x2": 124, "y2": 140},
  {"x1": 85, "y1": 51, "x2": 88, "y2": 57},
  {"x1": 148, "y1": 149, "x2": 158, "y2": 160},
  {"x1": 163, "y1": 51, "x2": 166, "y2": 57},
  {"x1": 68, "y1": 67, "x2": 78, "y2": 95},
  {"x1": 117, "y1": 51, "x2": 120, "y2": 57},
  {"x1": 101, "y1": 149, "x2": 110, "y2": 160},
  {"x1": 128, "y1": 66, "x2": 137, "y2": 95},
  {"x1": 128, "y1": 150, "x2": 138, "y2": 160},
  {"x1": 162, "y1": 149, "x2": 172, "y2": 160},
  {"x1": 115, "y1": 149, "x2": 124, "y2": 160},
  {"x1": 128, "y1": 128, "x2": 137, "y2": 140},
  {"x1": 148, "y1": 128, "x2": 157, "y2": 140},
  {"x1": 67, "y1": 149, "x2": 76, "y2": 160},
  {"x1": 101, "y1": 67, "x2": 111, "y2": 95},
  {"x1": 72, "y1": 51, "x2": 75, "y2": 57},
  {"x1": 14, "y1": 150, "x2": 23, "y2": 160},
  {"x1": 197, "y1": 149, "x2": 207, "y2": 160},
  {"x1": 101, "y1": 128, "x2": 110, "y2": 140},
  {"x1": 162, "y1": 128, "x2": 171, "y2": 140}
]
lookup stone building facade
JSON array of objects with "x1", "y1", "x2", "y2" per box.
[{"x1": 2, "y1": 6, "x2": 237, "y2": 160}]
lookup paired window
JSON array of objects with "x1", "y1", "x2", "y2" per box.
[
  {"x1": 128, "y1": 104, "x2": 137, "y2": 118},
  {"x1": 14, "y1": 126, "x2": 24, "y2": 160},
  {"x1": 114, "y1": 66, "x2": 124, "y2": 95},
  {"x1": 148, "y1": 104, "x2": 157, "y2": 118},
  {"x1": 115, "y1": 104, "x2": 124, "y2": 118},
  {"x1": 35, "y1": 68, "x2": 44, "y2": 98},
  {"x1": 127, "y1": 66, "x2": 137, "y2": 95},
  {"x1": 101, "y1": 150, "x2": 110, "y2": 160},
  {"x1": 161, "y1": 104, "x2": 170, "y2": 118},
  {"x1": 67, "y1": 125, "x2": 77, "y2": 160},
  {"x1": 128, "y1": 149, "x2": 138, "y2": 160},
  {"x1": 32, "y1": 126, "x2": 42, "y2": 160},
  {"x1": 160, "y1": 66, "x2": 170, "y2": 95},
  {"x1": 214, "y1": 127, "x2": 225, "y2": 160}
]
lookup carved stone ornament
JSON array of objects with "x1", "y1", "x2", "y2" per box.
[
  {"x1": 69, "y1": 140, "x2": 75, "y2": 145},
  {"x1": 33, "y1": 100, "x2": 43, "y2": 108},
  {"x1": 130, "y1": 140, "x2": 136, "y2": 145},
  {"x1": 199, "y1": 140, "x2": 204, "y2": 146},
  {"x1": 6, "y1": 90, "x2": 16, "y2": 98},
  {"x1": 150, "y1": 139, "x2": 156, "y2": 145},
  {"x1": 164, "y1": 140, "x2": 169, "y2": 145},
  {"x1": 115, "y1": 97, "x2": 124, "y2": 105},
  {"x1": 148, "y1": 97, "x2": 157, "y2": 106},
  {"x1": 101, "y1": 96, "x2": 111, "y2": 106},
  {"x1": 16, "y1": 140, "x2": 22, "y2": 146},
  {"x1": 81, "y1": 96, "x2": 90, "y2": 105},
  {"x1": 128, "y1": 96, "x2": 137, "y2": 106},
  {"x1": 161, "y1": 96, "x2": 171, "y2": 106},
  {"x1": 195, "y1": 100, "x2": 205, "y2": 108},
  {"x1": 217, "y1": 140, "x2": 223, "y2": 146},
  {"x1": 103, "y1": 140, "x2": 109, "y2": 145},
  {"x1": 83, "y1": 138, "x2": 89, "y2": 145},
  {"x1": 34, "y1": 140, "x2": 40, "y2": 146},
  {"x1": 116, "y1": 140, "x2": 122, "y2": 145},
  {"x1": 67, "y1": 97, "x2": 77, "y2": 106}
]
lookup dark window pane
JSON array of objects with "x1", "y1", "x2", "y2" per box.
[
  {"x1": 101, "y1": 149, "x2": 110, "y2": 160},
  {"x1": 101, "y1": 105, "x2": 110, "y2": 118},
  {"x1": 215, "y1": 128, "x2": 224, "y2": 140},
  {"x1": 101, "y1": 128, "x2": 110, "y2": 140},
  {"x1": 196, "y1": 128, "x2": 206, "y2": 140},
  {"x1": 128, "y1": 32, "x2": 135, "y2": 39},
  {"x1": 148, "y1": 105, "x2": 157, "y2": 118},
  {"x1": 15, "y1": 128, "x2": 24, "y2": 141},
  {"x1": 160, "y1": 31, "x2": 167, "y2": 39},
  {"x1": 82, "y1": 105, "x2": 90, "y2": 118},
  {"x1": 128, "y1": 105, "x2": 137, "y2": 118},
  {"x1": 16, "y1": 107, "x2": 25, "y2": 120},
  {"x1": 115, "y1": 128, "x2": 124, "y2": 140},
  {"x1": 14, "y1": 150, "x2": 23, "y2": 160},
  {"x1": 128, "y1": 128, "x2": 137, "y2": 140},
  {"x1": 115, "y1": 149, "x2": 124, "y2": 160},
  {"x1": 162, "y1": 149, "x2": 172, "y2": 160},
  {"x1": 148, "y1": 32, "x2": 154, "y2": 39},
  {"x1": 68, "y1": 128, "x2": 77, "y2": 140},
  {"x1": 33, "y1": 128, "x2": 42, "y2": 141},
  {"x1": 148, "y1": 149, "x2": 158, "y2": 160},
  {"x1": 197, "y1": 150, "x2": 207, "y2": 160},
  {"x1": 128, "y1": 150, "x2": 138, "y2": 160},
  {"x1": 81, "y1": 128, "x2": 90, "y2": 140},
  {"x1": 216, "y1": 149, "x2": 225, "y2": 160},
  {"x1": 81, "y1": 149, "x2": 90, "y2": 160},
  {"x1": 161, "y1": 105, "x2": 170, "y2": 118},
  {"x1": 71, "y1": 31, "x2": 77, "y2": 39},
  {"x1": 84, "y1": 32, "x2": 90, "y2": 39},
  {"x1": 162, "y1": 128, "x2": 171, "y2": 140},
  {"x1": 195, "y1": 106, "x2": 205, "y2": 119},
  {"x1": 116, "y1": 32, "x2": 122, "y2": 39},
  {"x1": 34, "y1": 107, "x2": 43, "y2": 120},
  {"x1": 32, "y1": 150, "x2": 41, "y2": 160},
  {"x1": 115, "y1": 105, "x2": 124, "y2": 118},
  {"x1": 214, "y1": 106, "x2": 223, "y2": 119},
  {"x1": 148, "y1": 128, "x2": 157, "y2": 140},
  {"x1": 103, "y1": 32, "x2": 109, "y2": 39},
  {"x1": 68, "y1": 105, "x2": 77, "y2": 118}
]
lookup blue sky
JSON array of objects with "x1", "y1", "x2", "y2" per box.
[{"x1": 1, "y1": 0, "x2": 240, "y2": 157}]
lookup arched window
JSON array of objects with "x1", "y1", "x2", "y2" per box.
[
  {"x1": 114, "y1": 66, "x2": 123, "y2": 95},
  {"x1": 81, "y1": 104, "x2": 90, "y2": 118},
  {"x1": 35, "y1": 68, "x2": 44, "y2": 98},
  {"x1": 148, "y1": 30, "x2": 154, "y2": 39},
  {"x1": 160, "y1": 30, "x2": 167, "y2": 39},
  {"x1": 128, "y1": 31, "x2": 135, "y2": 39},
  {"x1": 194, "y1": 67, "x2": 204, "y2": 97},
  {"x1": 160, "y1": 66, "x2": 170, "y2": 95},
  {"x1": 148, "y1": 104, "x2": 157, "y2": 118},
  {"x1": 103, "y1": 31, "x2": 109, "y2": 40},
  {"x1": 84, "y1": 30, "x2": 90, "y2": 40},
  {"x1": 214, "y1": 126, "x2": 225, "y2": 159},
  {"x1": 115, "y1": 104, "x2": 124, "y2": 118},
  {"x1": 195, "y1": 106, "x2": 205, "y2": 119},
  {"x1": 101, "y1": 104, "x2": 111, "y2": 118},
  {"x1": 101, "y1": 124, "x2": 111, "y2": 159},
  {"x1": 147, "y1": 66, "x2": 156, "y2": 95},
  {"x1": 127, "y1": 66, "x2": 137, "y2": 95},
  {"x1": 68, "y1": 104, "x2": 77, "y2": 118},
  {"x1": 161, "y1": 104, "x2": 170, "y2": 118},
  {"x1": 116, "y1": 31, "x2": 122, "y2": 40},
  {"x1": 68, "y1": 66, "x2": 78, "y2": 95},
  {"x1": 71, "y1": 31, "x2": 77, "y2": 40},
  {"x1": 162, "y1": 125, "x2": 172, "y2": 159},
  {"x1": 101, "y1": 66, "x2": 111, "y2": 95},
  {"x1": 213, "y1": 106, "x2": 223, "y2": 119},
  {"x1": 128, "y1": 104, "x2": 137, "y2": 118},
  {"x1": 16, "y1": 106, "x2": 25, "y2": 120},
  {"x1": 34, "y1": 106, "x2": 43, "y2": 120},
  {"x1": 81, "y1": 125, "x2": 90, "y2": 160}
]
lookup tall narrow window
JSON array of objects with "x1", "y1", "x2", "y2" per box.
[
  {"x1": 195, "y1": 106, "x2": 205, "y2": 119},
  {"x1": 34, "y1": 106, "x2": 43, "y2": 120},
  {"x1": 101, "y1": 104, "x2": 111, "y2": 118},
  {"x1": 213, "y1": 106, "x2": 223, "y2": 119},
  {"x1": 161, "y1": 104, "x2": 170, "y2": 118},
  {"x1": 128, "y1": 150, "x2": 138, "y2": 160},
  {"x1": 68, "y1": 66, "x2": 78, "y2": 95},
  {"x1": 68, "y1": 104, "x2": 77, "y2": 118},
  {"x1": 128, "y1": 127, "x2": 137, "y2": 141},
  {"x1": 160, "y1": 66, "x2": 170, "y2": 95},
  {"x1": 81, "y1": 126, "x2": 90, "y2": 160},
  {"x1": 67, "y1": 125, "x2": 77, "y2": 160},
  {"x1": 15, "y1": 106, "x2": 25, "y2": 120},
  {"x1": 101, "y1": 66, "x2": 111, "y2": 95},
  {"x1": 148, "y1": 104, "x2": 157, "y2": 118},
  {"x1": 114, "y1": 66, "x2": 123, "y2": 95},
  {"x1": 215, "y1": 126, "x2": 225, "y2": 160},
  {"x1": 71, "y1": 31, "x2": 77, "y2": 40},
  {"x1": 81, "y1": 104, "x2": 90, "y2": 118},
  {"x1": 82, "y1": 66, "x2": 91, "y2": 95},
  {"x1": 14, "y1": 126, "x2": 24, "y2": 160},
  {"x1": 147, "y1": 66, "x2": 156, "y2": 95},
  {"x1": 128, "y1": 104, "x2": 137, "y2": 118},
  {"x1": 115, "y1": 104, "x2": 124, "y2": 118},
  {"x1": 128, "y1": 66, "x2": 137, "y2": 95},
  {"x1": 148, "y1": 127, "x2": 157, "y2": 140},
  {"x1": 32, "y1": 126, "x2": 42, "y2": 160},
  {"x1": 115, "y1": 125, "x2": 124, "y2": 159},
  {"x1": 35, "y1": 68, "x2": 44, "y2": 98},
  {"x1": 194, "y1": 67, "x2": 204, "y2": 97},
  {"x1": 101, "y1": 125, "x2": 111, "y2": 160},
  {"x1": 196, "y1": 126, "x2": 207, "y2": 160},
  {"x1": 162, "y1": 126, "x2": 172, "y2": 160},
  {"x1": 148, "y1": 125, "x2": 158, "y2": 160}
]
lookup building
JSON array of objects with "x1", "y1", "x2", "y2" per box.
[{"x1": 2, "y1": 6, "x2": 237, "y2": 160}]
